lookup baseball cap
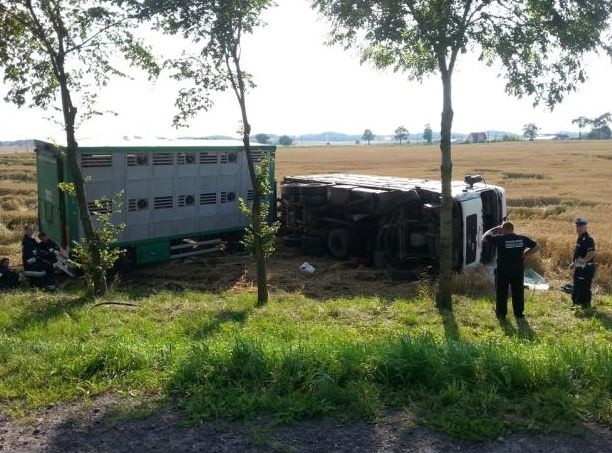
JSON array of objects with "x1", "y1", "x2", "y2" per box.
[{"x1": 574, "y1": 217, "x2": 588, "y2": 226}]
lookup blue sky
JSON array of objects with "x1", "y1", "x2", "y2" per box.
[{"x1": 1, "y1": 0, "x2": 611, "y2": 142}]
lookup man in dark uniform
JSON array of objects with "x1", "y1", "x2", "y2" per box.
[
  {"x1": 21, "y1": 225, "x2": 56, "y2": 290},
  {"x1": 483, "y1": 221, "x2": 541, "y2": 319},
  {"x1": 571, "y1": 217, "x2": 595, "y2": 308},
  {"x1": 0, "y1": 257, "x2": 21, "y2": 290},
  {"x1": 38, "y1": 232, "x2": 60, "y2": 268}
]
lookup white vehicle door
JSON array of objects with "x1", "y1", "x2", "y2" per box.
[{"x1": 461, "y1": 197, "x2": 483, "y2": 268}]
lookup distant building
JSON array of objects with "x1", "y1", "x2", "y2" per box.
[
  {"x1": 466, "y1": 132, "x2": 488, "y2": 143},
  {"x1": 534, "y1": 133, "x2": 570, "y2": 141},
  {"x1": 553, "y1": 133, "x2": 570, "y2": 140}
]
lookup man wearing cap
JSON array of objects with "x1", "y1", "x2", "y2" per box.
[
  {"x1": 483, "y1": 221, "x2": 541, "y2": 319},
  {"x1": 571, "y1": 217, "x2": 595, "y2": 308}
]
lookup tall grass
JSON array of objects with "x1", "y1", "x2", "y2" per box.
[{"x1": 0, "y1": 288, "x2": 610, "y2": 439}]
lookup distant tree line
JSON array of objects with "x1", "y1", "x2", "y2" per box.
[
  {"x1": 253, "y1": 133, "x2": 293, "y2": 146},
  {"x1": 572, "y1": 113, "x2": 611, "y2": 140}
]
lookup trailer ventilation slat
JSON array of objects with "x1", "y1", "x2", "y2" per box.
[
  {"x1": 220, "y1": 153, "x2": 237, "y2": 164},
  {"x1": 247, "y1": 190, "x2": 255, "y2": 201},
  {"x1": 199, "y1": 152, "x2": 217, "y2": 164},
  {"x1": 199, "y1": 192, "x2": 217, "y2": 205},
  {"x1": 153, "y1": 196, "x2": 173, "y2": 209},
  {"x1": 128, "y1": 198, "x2": 149, "y2": 212},
  {"x1": 87, "y1": 199, "x2": 112, "y2": 214},
  {"x1": 177, "y1": 152, "x2": 196, "y2": 165},
  {"x1": 251, "y1": 150, "x2": 263, "y2": 163},
  {"x1": 220, "y1": 191, "x2": 236, "y2": 203},
  {"x1": 127, "y1": 153, "x2": 148, "y2": 166},
  {"x1": 178, "y1": 194, "x2": 196, "y2": 207},
  {"x1": 81, "y1": 154, "x2": 112, "y2": 168},
  {"x1": 153, "y1": 153, "x2": 173, "y2": 166}
]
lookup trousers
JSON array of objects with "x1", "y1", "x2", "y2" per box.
[
  {"x1": 495, "y1": 270, "x2": 524, "y2": 317},
  {"x1": 573, "y1": 265, "x2": 595, "y2": 307}
]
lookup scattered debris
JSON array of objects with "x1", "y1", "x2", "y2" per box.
[
  {"x1": 524, "y1": 268, "x2": 549, "y2": 291},
  {"x1": 561, "y1": 283, "x2": 574, "y2": 294},
  {"x1": 299, "y1": 262, "x2": 316, "y2": 274}
]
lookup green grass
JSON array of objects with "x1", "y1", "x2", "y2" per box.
[{"x1": 0, "y1": 287, "x2": 610, "y2": 441}]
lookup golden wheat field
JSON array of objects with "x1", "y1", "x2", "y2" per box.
[{"x1": 0, "y1": 140, "x2": 610, "y2": 292}]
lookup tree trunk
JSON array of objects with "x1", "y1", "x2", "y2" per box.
[
  {"x1": 242, "y1": 127, "x2": 269, "y2": 307},
  {"x1": 436, "y1": 70, "x2": 454, "y2": 310},
  {"x1": 58, "y1": 74, "x2": 107, "y2": 297},
  {"x1": 232, "y1": 55, "x2": 268, "y2": 307}
]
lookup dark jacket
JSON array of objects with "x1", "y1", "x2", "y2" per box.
[
  {"x1": 0, "y1": 263, "x2": 20, "y2": 289},
  {"x1": 22, "y1": 235, "x2": 40, "y2": 269}
]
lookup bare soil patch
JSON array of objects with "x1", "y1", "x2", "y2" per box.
[{"x1": 1, "y1": 394, "x2": 610, "y2": 452}]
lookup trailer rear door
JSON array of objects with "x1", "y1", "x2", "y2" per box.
[{"x1": 36, "y1": 150, "x2": 65, "y2": 247}]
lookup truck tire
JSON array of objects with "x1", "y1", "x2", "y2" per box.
[{"x1": 328, "y1": 228, "x2": 350, "y2": 259}]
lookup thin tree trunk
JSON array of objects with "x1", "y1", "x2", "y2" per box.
[
  {"x1": 58, "y1": 72, "x2": 107, "y2": 297},
  {"x1": 231, "y1": 52, "x2": 268, "y2": 306},
  {"x1": 436, "y1": 69, "x2": 454, "y2": 310},
  {"x1": 241, "y1": 124, "x2": 268, "y2": 306}
]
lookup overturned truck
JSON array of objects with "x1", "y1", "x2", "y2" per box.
[{"x1": 280, "y1": 174, "x2": 506, "y2": 277}]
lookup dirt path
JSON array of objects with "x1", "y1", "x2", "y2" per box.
[{"x1": 1, "y1": 395, "x2": 610, "y2": 452}]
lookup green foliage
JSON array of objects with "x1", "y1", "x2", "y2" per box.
[
  {"x1": 362, "y1": 128, "x2": 375, "y2": 144},
  {"x1": 0, "y1": 0, "x2": 159, "y2": 113},
  {"x1": 423, "y1": 123, "x2": 432, "y2": 143},
  {"x1": 254, "y1": 133, "x2": 270, "y2": 144},
  {"x1": 394, "y1": 125, "x2": 408, "y2": 144},
  {"x1": 57, "y1": 182, "x2": 76, "y2": 197},
  {"x1": 69, "y1": 194, "x2": 125, "y2": 296},
  {"x1": 144, "y1": 0, "x2": 274, "y2": 127},
  {"x1": 500, "y1": 134, "x2": 521, "y2": 142},
  {"x1": 588, "y1": 112, "x2": 611, "y2": 139},
  {"x1": 523, "y1": 123, "x2": 539, "y2": 141},
  {"x1": 313, "y1": 1, "x2": 612, "y2": 106},
  {"x1": 278, "y1": 135, "x2": 293, "y2": 146},
  {"x1": 587, "y1": 125, "x2": 611, "y2": 140},
  {"x1": 572, "y1": 115, "x2": 590, "y2": 139},
  {"x1": 238, "y1": 157, "x2": 279, "y2": 260}
]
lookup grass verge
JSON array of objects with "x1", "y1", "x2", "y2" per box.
[{"x1": 0, "y1": 287, "x2": 610, "y2": 440}]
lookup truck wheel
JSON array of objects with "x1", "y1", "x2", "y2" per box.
[{"x1": 328, "y1": 228, "x2": 350, "y2": 259}]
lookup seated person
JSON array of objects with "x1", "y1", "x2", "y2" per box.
[
  {"x1": 0, "y1": 257, "x2": 21, "y2": 290},
  {"x1": 22, "y1": 225, "x2": 56, "y2": 290},
  {"x1": 38, "y1": 232, "x2": 60, "y2": 267}
]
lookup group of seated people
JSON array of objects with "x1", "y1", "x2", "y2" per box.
[{"x1": 0, "y1": 225, "x2": 60, "y2": 291}]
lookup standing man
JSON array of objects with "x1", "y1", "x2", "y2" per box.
[
  {"x1": 483, "y1": 221, "x2": 541, "y2": 319},
  {"x1": 571, "y1": 217, "x2": 595, "y2": 308}
]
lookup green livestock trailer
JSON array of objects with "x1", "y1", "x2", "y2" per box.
[{"x1": 35, "y1": 139, "x2": 276, "y2": 265}]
